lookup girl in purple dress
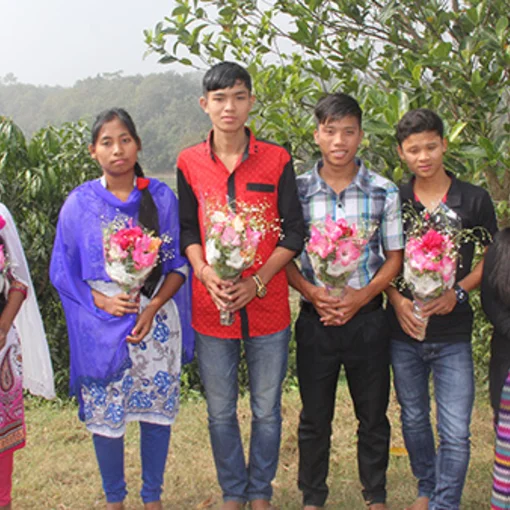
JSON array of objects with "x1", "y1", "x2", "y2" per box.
[{"x1": 51, "y1": 108, "x2": 192, "y2": 510}]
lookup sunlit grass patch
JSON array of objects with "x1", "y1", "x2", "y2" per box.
[{"x1": 14, "y1": 386, "x2": 492, "y2": 509}]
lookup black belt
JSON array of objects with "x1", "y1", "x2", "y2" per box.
[{"x1": 300, "y1": 294, "x2": 383, "y2": 316}]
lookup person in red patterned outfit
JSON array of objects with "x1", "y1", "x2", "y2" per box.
[
  {"x1": 0, "y1": 204, "x2": 54, "y2": 510},
  {"x1": 177, "y1": 62, "x2": 305, "y2": 510}
]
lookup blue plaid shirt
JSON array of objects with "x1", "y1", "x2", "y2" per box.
[{"x1": 297, "y1": 159, "x2": 404, "y2": 289}]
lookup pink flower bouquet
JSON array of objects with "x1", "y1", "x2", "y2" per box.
[
  {"x1": 306, "y1": 216, "x2": 371, "y2": 297},
  {"x1": 204, "y1": 201, "x2": 277, "y2": 325},
  {"x1": 400, "y1": 202, "x2": 470, "y2": 341},
  {"x1": 103, "y1": 218, "x2": 162, "y2": 297},
  {"x1": 404, "y1": 227, "x2": 456, "y2": 340}
]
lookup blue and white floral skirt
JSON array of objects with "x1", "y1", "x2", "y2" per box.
[{"x1": 81, "y1": 282, "x2": 182, "y2": 438}]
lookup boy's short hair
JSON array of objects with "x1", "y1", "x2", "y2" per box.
[
  {"x1": 396, "y1": 108, "x2": 444, "y2": 145},
  {"x1": 314, "y1": 93, "x2": 362, "y2": 128},
  {"x1": 202, "y1": 61, "x2": 252, "y2": 95}
]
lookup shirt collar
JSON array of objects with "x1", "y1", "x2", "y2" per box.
[
  {"x1": 303, "y1": 158, "x2": 371, "y2": 197},
  {"x1": 205, "y1": 127, "x2": 258, "y2": 162},
  {"x1": 351, "y1": 159, "x2": 372, "y2": 195},
  {"x1": 401, "y1": 170, "x2": 462, "y2": 208},
  {"x1": 303, "y1": 161, "x2": 327, "y2": 197},
  {"x1": 445, "y1": 171, "x2": 462, "y2": 207}
]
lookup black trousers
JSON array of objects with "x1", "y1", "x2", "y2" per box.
[{"x1": 296, "y1": 300, "x2": 390, "y2": 507}]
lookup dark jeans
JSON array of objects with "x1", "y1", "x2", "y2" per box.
[{"x1": 296, "y1": 300, "x2": 390, "y2": 507}]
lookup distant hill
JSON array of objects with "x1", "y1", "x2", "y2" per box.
[{"x1": 0, "y1": 71, "x2": 211, "y2": 174}]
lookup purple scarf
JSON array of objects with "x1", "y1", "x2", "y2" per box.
[{"x1": 50, "y1": 178, "x2": 193, "y2": 397}]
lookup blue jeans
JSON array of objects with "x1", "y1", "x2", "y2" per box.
[
  {"x1": 93, "y1": 422, "x2": 171, "y2": 503},
  {"x1": 196, "y1": 327, "x2": 290, "y2": 503},
  {"x1": 391, "y1": 340, "x2": 474, "y2": 510}
]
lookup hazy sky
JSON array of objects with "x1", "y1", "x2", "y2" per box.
[{"x1": 0, "y1": 0, "x2": 179, "y2": 86}]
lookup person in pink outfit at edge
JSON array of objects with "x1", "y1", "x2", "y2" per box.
[
  {"x1": 0, "y1": 204, "x2": 55, "y2": 509},
  {"x1": 481, "y1": 229, "x2": 510, "y2": 509}
]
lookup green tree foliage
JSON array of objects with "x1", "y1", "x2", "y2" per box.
[
  {"x1": 145, "y1": 0, "x2": 510, "y2": 382},
  {"x1": 0, "y1": 117, "x2": 98, "y2": 393},
  {"x1": 0, "y1": 117, "x2": 207, "y2": 398},
  {"x1": 145, "y1": 0, "x2": 510, "y2": 216},
  {"x1": 0, "y1": 71, "x2": 211, "y2": 174}
]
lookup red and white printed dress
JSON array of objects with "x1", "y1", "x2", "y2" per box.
[
  {"x1": 0, "y1": 203, "x2": 54, "y2": 459},
  {"x1": 0, "y1": 324, "x2": 25, "y2": 457}
]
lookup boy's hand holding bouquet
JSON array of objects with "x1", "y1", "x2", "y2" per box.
[
  {"x1": 306, "y1": 215, "x2": 374, "y2": 325},
  {"x1": 202, "y1": 200, "x2": 278, "y2": 326},
  {"x1": 399, "y1": 203, "x2": 486, "y2": 341},
  {"x1": 404, "y1": 225, "x2": 456, "y2": 340}
]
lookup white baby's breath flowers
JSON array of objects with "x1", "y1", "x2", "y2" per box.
[
  {"x1": 205, "y1": 239, "x2": 221, "y2": 265},
  {"x1": 211, "y1": 211, "x2": 227, "y2": 224},
  {"x1": 226, "y1": 248, "x2": 244, "y2": 270},
  {"x1": 232, "y1": 214, "x2": 244, "y2": 233}
]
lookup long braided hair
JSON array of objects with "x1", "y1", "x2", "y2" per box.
[{"x1": 91, "y1": 108, "x2": 162, "y2": 297}]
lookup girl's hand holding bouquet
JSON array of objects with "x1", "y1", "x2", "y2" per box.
[
  {"x1": 91, "y1": 288, "x2": 140, "y2": 317},
  {"x1": 103, "y1": 218, "x2": 162, "y2": 297},
  {"x1": 97, "y1": 216, "x2": 163, "y2": 341}
]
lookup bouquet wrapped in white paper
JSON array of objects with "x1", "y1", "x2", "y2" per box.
[
  {"x1": 103, "y1": 217, "x2": 162, "y2": 297},
  {"x1": 402, "y1": 203, "x2": 484, "y2": 340},
  {"x1": 306, "y1": 215, "x2": 374, "y2": 297},
  {"x1": 204, "y1": 200, "x2": 278, "y2": 325}
]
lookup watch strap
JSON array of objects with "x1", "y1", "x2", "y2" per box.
[
  {"x1": 454, "y1": 283, "x2": 468, "y2": 304},
  {"x1": 252, "y1": 273, "x2": 267, "y2": 298}
]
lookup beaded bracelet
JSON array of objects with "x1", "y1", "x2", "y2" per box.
[{"x1": 8, "y1": 281, "x2": 27, "y2": 300}]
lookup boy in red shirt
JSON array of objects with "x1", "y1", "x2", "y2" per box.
[{"x1": 177, "y1": 61, "x2": 304, "y2": 510}]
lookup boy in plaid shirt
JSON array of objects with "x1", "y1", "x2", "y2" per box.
[{"x1": 287, "y1": 93, "x2": 404, "y2": 509}]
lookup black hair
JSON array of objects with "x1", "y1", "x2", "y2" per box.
[
  {"x1": 202, "y1": 61, "x2": 252, "y2": 95},
  {"x1": 91, "y1": 108, "x2": 161, "y2": 298},
  {"x1": 396, "y1": 108, "x2": 444, "y2": 146},
  {"x1": 91, "y1": 108, "x2": 147, "y2": 178},
  {"x1": 314, "y1": 93, "x2": 362, "y2": 128},
  {"x1": 487, "y1": 228, "x2": 510, "y2": 308}
]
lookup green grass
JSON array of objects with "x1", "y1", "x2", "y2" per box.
[{"x1": 14, "y1": 385, "x2": 493, "y2": 509}]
